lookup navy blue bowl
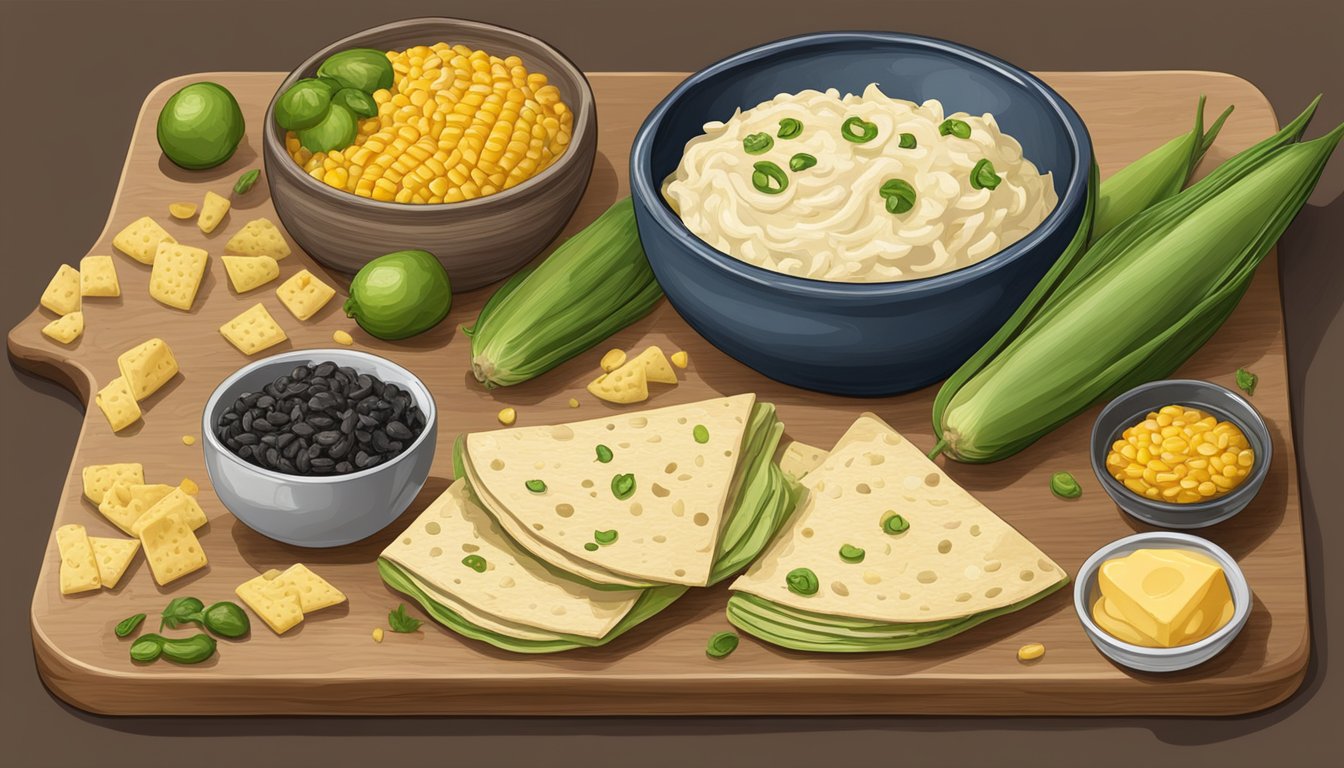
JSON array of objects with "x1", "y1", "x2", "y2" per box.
[{"x1": 630, "y1": 32, "x2": 1093, "y2": 396}]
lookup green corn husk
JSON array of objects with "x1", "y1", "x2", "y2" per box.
[
  {"x1": 1093, "y1": 95, "x2": 1234, "y2": 240},
  {"x1": 933, "y1": 101, "x2": 1339, "y2": 463},
  {"x1": 465, "y1": 198, "x2": 663, "y2": 388}
]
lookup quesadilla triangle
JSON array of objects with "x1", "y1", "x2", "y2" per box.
[
  {"x1": 459, "y1": 393, "x2": 800, "y2": 588},
  {"x1": 728, "y1": 413, "x2": 1068, "y2": 653},
  {"x1": 380, "y1": 479, "x2": 687, "y2": 654}
]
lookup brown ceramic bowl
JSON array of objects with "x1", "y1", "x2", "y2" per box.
[{"x1": 262, "y1": 17, "x2": 597, "y2": 291}]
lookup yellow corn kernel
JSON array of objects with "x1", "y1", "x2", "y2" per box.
[
  {"x1": 373, "y1": 627, "x2": 384, "y2": 643},
  {"x1": 1106, "y1": 404, "x2": 1253, "y2": 503},
  {"x1": 498, "y1": 407, "x2": 517, "y2": 426},
  {"x1": 568, "y1": 398, "x2": 580, "y2": 408},
  {"x1": 181, "y1": 435, "x2": 196, "y2": 446},
  {"x1": 333, "y1": 330, "x2": 354, "y2": 346},
  {"x1": 169, "y1": 202, "x2": 197, "y2": 219},
  {"x1": 1017, "y1": 643, "x2": 1045, "y2": 662},
  {"x1": 179, "y1": 477, "x2": 200, "y2": 496},
  {"x1": 671, "y1": 351, "x2": 689, "y2": 369}
]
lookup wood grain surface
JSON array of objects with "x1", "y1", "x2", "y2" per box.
[{"x1": 8, "y1": 71, "x2": 1308, "y2": 716}]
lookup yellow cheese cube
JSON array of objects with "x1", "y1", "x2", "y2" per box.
[
  {"x1": 98, "y1": 482, "x2": 174, "y2": 535},
  {"x1": 236, "y1": 570, "x2": 304, "y2": 634},
  {"x1": 56, "y1": 524, "x2": 101, "y2": 595},
  {"x1": 274, "y1": 563, "x2": 346, "y2": 613},
  {"x1": 117, "y1": 337, "x2": 179, "y2": 401},
  {"x1": 41, "y1": 311, "x2": 84, "y2": 345},
  {"x1": 112, "y1": 216, "x2": 176, "y2": 265},
  {"x1": 220, "y1": 303, "x2": 287, "y2": 355},
  {"x1": 276, "y1": 269, "x2": 335, "y2": 321},
  {"x1": 89, "y1": 536, "x2": 140, "y2": 589},
  {"x1": 81, "y1": 462, "x2": 144, "y2": 504},
  {"x1": 149, "y1": 242, "x2": 209, "y2": 310},
  {"x1": 94, "y1": 376, "x2": 141, "y2": 432},
  {"x1": 131, "y1": 487, "x2": 208, "y2": 536},
  {"x1": 198, "y1": 190, "x2": 231, "y2": 234},
  {"x1": 629, "y1": 345, "x2": 678, "y2": 384},
  {"x1": 225, "y1": 218, "x2": 291, "y2": 260},
  {"x1": 40, "y1": 264, "x2": 81, "y2": 316},
  {"x1": 221, "y1": 255, "x2": 280, "y2": 293},
  {"x1": 1096, "y1": 548, "x2": 1232, "y2": 647},
  {"x1": 587, "y1": 360, "x2": 649, "y2": 404},
  {"x1": 139, "y1": 511, "x2": 207, "y2": 586},
  {"x1": 79, "y1": 255, "x2": 121, "y2": 297}
]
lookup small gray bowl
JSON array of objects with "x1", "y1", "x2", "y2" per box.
[
  {"x1": 1074, "y1": 532, "x2": 1251, "y2": 673},
  {"x1": 1090, "y1": 379, "x2": 1271, "y2": 529},
  {"x1": 202, "y1": 349, "x2": 436, "y2": 547},
  {"x1": 262, "y1": 17, "x2": 597, "y2": 291}
]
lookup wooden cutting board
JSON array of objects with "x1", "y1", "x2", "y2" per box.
[{"x1": 9, "y1": 71, "x2": 1308, "y2": 716}]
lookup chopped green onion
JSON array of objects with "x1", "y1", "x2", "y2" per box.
[
  {"x1": 611, "y1": 473, "x2": 636, "y2": 500},
  {"x1": 594, "y1": 529, "x2": 619, "y2": 545},
  {"x1": 841, "y1": 116, "x2": 879, "y2": 143},
  {"x1": 786, "y1": 567, "x2": 819, "y2": 596},
  {"x1": 777, "y1": 118, "x2": 803, "y2": 139},
  {"x1": 839, "y1": 544, "x2": 865, "y2": 563},
  {"x1": 879, "y1": 178, "x2": 916, "y2": 214},
  {"x1": 789, "y1": 153, "x2": 817, "y2": 172},
  {"x1": 1050, "y1": 472, "x2": 1082, "y2": 499},
  {"x1": 114, "y1": 613, "x2": 146, "y2": 638},
  {"x1": 584, "y1": 542, "x2": 599, "y2": 552},
  {"x1": 751, "y1": 161, "x2": 788, "y2": 195},
  {"x1": 693, "y1": 424, "x2": 710, "y2": 443},
  {"x1": 525, "y1": 479, "x2": 547, "y2": 493},
  {"x1": 1236, "y1": 367, "x2": 1259, "y2": 396},
  {"x1": 462, "y1": 555, "x2": 488, "y2": 572},
  {"x1": 882, "y1": 513, "x2": 910, "y2": 535},
  {"x1": 898, "y1": 132, "x2": 917, "y2": 149},
  {"x1": 743, "y1": 132, "x2": 773, "y2": 155},
  {"x1": 706, "y1": 631, "x2": 740, "y2": 658},
  {"x1": 939, "y1": 118, "x2": 972, "y2": 139},
  {"x1": 595, "y1": 444, "x2": 614, "y2": 463},
  {"x1": 971, "y1": 158, "x2": 1002, "y2": 190}
]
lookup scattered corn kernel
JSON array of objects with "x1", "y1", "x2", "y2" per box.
[
  {"x1": 600, "y1": 348, "x2": 627, "y2": 372},
  {"x1": 1107, "y1": 405, "x2": 1252, "y2": 503},
  {"x1": 670, "y1": 350, "x2": 689, "y2": 369},
  {"x1": 168, "y1": 202, "x2": 197, "y2": 219},
  {"x1": 1017, "y1": 642, "x2": 1045, "y2": 662},
  {"x1": 498, "y1": 407, "x2": 516, "y2": 425},
  {"x1": 372, "y1": 627, "x2": 384, "y2": 643},
  {"x1": 179, "y1": 477, "x2": 199, "y2": 496},
  {"x1": 568, "y1": 397, "x2": 580, "y2": 408},
  {"x1": 181, "y1": 435, "x2": 196, "y2": 446},
  {"x1": 333, "y1": 329, "x2": 354, "y2": 346}
]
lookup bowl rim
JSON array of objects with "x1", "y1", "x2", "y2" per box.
[
  {"x1": 1089, "y1": 379, "x2": 1272, "y2": 516},
  {"x1": 201, "y1": 348, "x2": 437, "y2": 484},
  {"x1": 1072, "y1": 531, "x2": 1251, "y2": 660},
  {"x1": 262, "y1": 16, "x2": 595, "y2": 213},
  {"x1": 629, "y1": 30, "x2": 1093, "y2": 297}
]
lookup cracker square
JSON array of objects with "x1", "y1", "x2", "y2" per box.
[
  {"x1": 42, "y1": 311, "x2": 84, "y2": 345},
  {"x1": 40, "y1": 264, "x2": 81, "y2": 316},
  {"x1": 112, "y1": 216, "x2": 176, "y2": 265},
  {"x1": 275, "y1": 563, "x2": 346, "y2": 613},
  {"x1": 117, "y1": 337, "x2": 179, "y2": 400},
  {"x1": 276, "y1": 269, "x2": 335, "y2": 321},
  {"x1": 99, "y1": 482, "x2": 174, "y2": 535},
  {"x1": 139, "y1": 511, "x2": 207, "y2": 586},
  {"x1": 149, "y1": 242, "x2": 209, "y2": 311},
  {"x1": 131, "y1": 487, "x2": 207, "y2": 536},
  {"x1": 82, "y1": 462, "x2": 144, "y2": 504},
  {"x1": 80, "y1": 255, "x2": 121, "y2": 297},
  {"x1": 221, "y1": 255, "x2": 279, "y2": 293},
  {"x1": 56, "y1": 524, "x2": 101, "y2": 595},
  {"x1": 95, "y1": 376, "x2": 142, "y2": 432},
  {"x1": 198, "y1": 190, "x2": 231, "y2": 234},
  {"x1": 225, "y1": 218, "x2": 291, "y2": 260},
  {"x1": 220, "y1": 303, "x2": 287, "y2": 355},
  {"x1": 236, "y1": 570, "x2": 304, "y2": 634},
  {"x1": 89, "y1": 536, "x2": 140, "y2": 588}
]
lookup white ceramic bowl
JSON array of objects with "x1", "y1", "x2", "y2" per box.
[
  {"x1": 1074, "y1": 532, "x2": 1251, "y2": 673},
  {"x1": 202, "y1": 349, "x2": 436, "y2": 547}
]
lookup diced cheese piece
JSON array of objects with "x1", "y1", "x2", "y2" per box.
[
  {"x1": 586, "y1": 360, "x2": 648, "y2": 404},
  {"x1": 198, "y1": 190, "x2": 231, "y2": 234},
  {"x1": 95, "y1": 376, "x2": 141, "y2": 432},
  {"x1": 220, "y1": 303, "x2": 287, "y2": 355},
  {"x1": 225, "y1": 218, "x2": 291, "y2": 260},
  {"x1": 1097, "y1": 548, "x2": 1232, "y2": 647},
  {"x1": 235, "y1": 570, "x2": 304, "y2": 634},
  {"x1": 89, "y1": 536, "x2": 140, "y2": 588},
  {"x1": 40, "y1": 264, "x2": 81, "y2": 316},
  {"x1": 98, "y1": 482, "x2": 174, "y2": 535},
  {"x1": 275, "y1": 269, "x2": 335, "y2": 321},
  {"x1": 629, "y1": 345, "x2": 678, "y2": 384},
  {"x1": 168, "y1": 202, "x2": 197, "y2": 219},
  {"x1": 117, "y1": 337, "x2": 179, "y2": 401},
  {"x1": 149, "y1": 242, "x2": 209, "y2": 311},
  {"x1": 80, "y1": 255, "x2": 121, "y2": 297},
  {"x1": 274, "y1": 563, "x2": 346, "y2": 613},
  {"x1": 112, "y1": 216, "x2": 176, "y2": 265},
  {"x1": 56, "y1": 524, "x2": 101, "y2": 595},
  {"x1": 221, "y1": 255, "x2": 280, "y2": 293},
  {"x1": 42, "y1": 311, "x2": 84, "y2": 344},
  {"x1": 81, "y1": 462, "x2": 144, "y2": 504},
  {"x1": 131, "y1": 487, "x2": 207, "y2": 536},
  {"x1": 139, "y1": 511, "x2": 207, "y2": 586}
]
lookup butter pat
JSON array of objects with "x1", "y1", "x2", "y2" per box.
[{"x1": 1093, "y1": 548, "x2": 1234, "y2": 648}]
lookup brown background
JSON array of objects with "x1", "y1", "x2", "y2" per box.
[{"x1": 1, "y1": 0, "x2": 1340, "y2": 765}]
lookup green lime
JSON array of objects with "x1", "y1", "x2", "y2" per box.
[
  {"x1": 318, "y1": 48, "x2": 395, "y2": 93},
  {"x1": 333, "y1": 87, "x2": 378, "y2": 118},
  {"x1": 297, "y1": 102, "x2": 357, "y2": 153},
  {"x1": 157, "y1": 82, "x2": 245, "y2": 170},
  {"x1": 275, "y1": 78, "x2": 336, "y2": 131},
  {"x1": 345, "y1": 250, "x2": 452, "y2": 340}
]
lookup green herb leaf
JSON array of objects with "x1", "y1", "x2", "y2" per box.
[
  {"x1": 743, "y1": 132, "x2": 774, "y2": 155},
  {"x1": 161, "y1": 597, "x2": 205, "y2": 630},
  {"x1": 129, "y1": 633, "x2": 166, "y2": 663},
  {"x1": 462, "y1": 555, "x2": 488, "y2": 573},
  {"x1": 692, "y1": 424, "x2": 710, "y2": 444},
  {"x1": 879, "y1": 178, "x2": 917, "y2": 214},
  {"x1": 777, "y1": 118, "x2": 803, "y2": 139},
  {"x1": 971, "y1": 158, "x2": 1002, "y2": 190},
  {"x1": 898, "y1": 132, "x2": 917, "y2": 149},
  {"x1": 789, "y1": 152, "x2": 817, "y2": 172},
  {"x1": 785, "y1": 567, "x2": 819, "y2": 596},
  {"x1": 233, "y1": 168, "x2": 261, "y2": 196},
  {"x1": 838, "y1": 544, "x2": 866, "y2": 563},
  {"x1": 594, "y1": 529, "x2": 619, "y2": 545},
  {"x1": 525, "y1": 479, "x2": 547, "y2": 493},
  {"x1": 938, "y1": 118, "x2": 972, "y2": 139},
  {"x1": 1050, "y1": 471, "x2": 1083, "y2": 499},
  {"x1": 1235, "y1": 367, "x2": 1259, "y2": 396},
  {"x1": 595, "y1": 444, "x2": 614, "y2": 463},
  {"x1": 611, "y1": 473, "x2": 637, "y2": 500},
  {"x1": 841, "y1": 116, "x2": 878, "y2": 143},
  {"x1": 388, "y1": 604, "x2": 423, "y2": 633},
  {"x1": 706, "y1": 631, "x2": 740, "y2": 658},
  {"x1": 114, "y1": 613, "x2": 146, "y2": 638},
  {"x1": 751, "y1": 161, "x2": 788, "y2": 195},
  {"x1": 881, "y1": 513, "x2": 910, "y2": 535}
]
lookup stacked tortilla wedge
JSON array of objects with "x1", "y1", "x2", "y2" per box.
[
  {"x1": 728, "y1": 413, "x2": 1067, "y2": 652},
  {"x1": 380, "y1": 393, "x2": 799, "y2": 652}
]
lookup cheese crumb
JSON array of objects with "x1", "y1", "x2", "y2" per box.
[
  {"x1": 568, "y1": 398, "x2": 580, "y2": 408},
  {"x1": 332, "y1": 329, "x2": 354, "y2": 346},
  {"x1": 498, "y1": 407, "x2": 517, "y2": 426},
  {"x1": 182, "y1": 435, "x2": 196, "y2": 446},
  {"x1": 671, "y1": 350, "x2": 689, "y2": 368},
  {"x1": 179, "y1": 478, "x2": 199, "y2": 496},
  {"x1": 1017, "y1": 643, "x2": 1045, "y2": 662},
  {"x1": 372, "y1": 627, "x2": 384, "y2": 643}
]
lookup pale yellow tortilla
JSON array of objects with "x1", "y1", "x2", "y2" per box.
[
  {"x1": 778, "y1": 440, "x2": 828, "y2": 480},
  {"x1": 732, "y1": 413, "x2": 1066, "y2": 623}
]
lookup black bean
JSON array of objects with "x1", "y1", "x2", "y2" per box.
[
  {"x1": 252, "y1": 419, "x2": 275, "y2": 434},
  {"x1": 372, "y1": 430, "x2": 391, "y2": 452},
  {"x1": 291, "y1": 422, "x2": 315, "y2": 438},
  {"x1": 314, "y1": 362, "x2": 336, "y2": 378},
  {"x1": 260, "y1": 434, "x2": 278, "y2": 447},
  {"x1": 330, "y1": 437, "x2": 352, "y2": 458},
  {"x1": 308, "y1": 444, "x2": 323, "y2": 459},
  {"x1": 263, "y1": 382, "x2": 281, "y2": 398},
  {"x1": 291, "y1": 365, "x2": 310, "y2": 380},
  {"x1": 241, "y1": 411, "x2": 254, "y2": 431},
  {"x1": 355, "y1": 429, "x2": 372, "y2": 444},
  {"x1": 386, "y1": 421, "x2": 413, "y2": 441},
  {"x1": 234, "y1": 432, "x2": 259, "y2": 446},
  {"x1": 242, "y1": 392, "x2": 260, "y2": 408},
  {"x1": 276, "y1": 432, "x2": 296, "y2": 449},
  {"x1": 225, "y1": 437, "x2": 240, "y2": 450},
  {"x1": 335, "y1": 461, "x2": 353, "y2": 474},
  {"x1": 221, "y1": 411, "x2": 239, "y2": 423},
  {"x1": 308, "y1": 415, "x2": 335, "y2": 429},
  {"x1": 340, "y1": 411, "x2": 356, "y2": 433},
  {"x1": 332, "y1": 371, "x2": 350, "y2": 388},
  {"x1": 227, "y1": 422, "x2": 242, "y2": 438},
  {"x1": 279, "y1": 458, "x2": 296, "y2": 473},
  {"x1": 266, "y1": 448, "x2": 280, "y2": 466},
  {"x1": 388, "y1": 440, "x2": 403, "y2": 453},
  {"x1": 363, "y1": 454, "x2": 382, "y2": 469},
  {"x1": 307, "y1": 378, "x2": 329, "y2": 393},
  {"x1": 282, "y1": 438, "x2": 302, "y2": 459},
  {"x1": 315, "y1": 430, "x2": 341, "y2": 446},
  {"x1": 266, "y1": 411, "x2": 290, "y2": 426},
  {"x1": 296, "y1": 451, "x2": 310, "y2": 473},
  {"x1": 257, "y1": 395, "x2": 275, "y2": 409},
  {"x1": 311, "y1": 457, "x2": 335, "y2": 469},
  {"x1": 238, "y1": 445, "x2": 254, "y2": 459}
]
